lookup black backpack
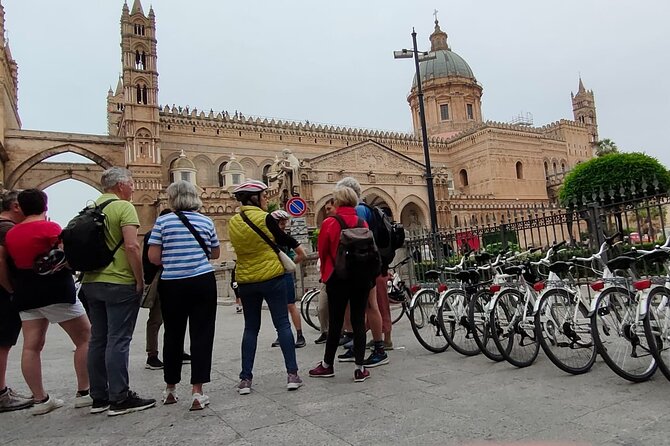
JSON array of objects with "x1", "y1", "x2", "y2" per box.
[
  {"x1": 361, "y1": 203, "x2": 406, "y2": 267},
  {"x1": 61, "y1": 199, "x2": 123, "y2": 272},
  {"x1": 332, "y1": 215, "x2": 381, "y2": 282}
]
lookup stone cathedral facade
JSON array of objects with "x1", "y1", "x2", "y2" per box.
[{"x1": 0, "y1": 0, "x2": 597, "y2": 257}]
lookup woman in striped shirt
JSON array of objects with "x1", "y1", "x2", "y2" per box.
[{"x1": 147, "y1": 181, "x2": 220, "y2": 411}]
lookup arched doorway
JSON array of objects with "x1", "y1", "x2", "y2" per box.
[
  {"x1": 400, "y1": 202, "x2": 426, "y2": 234},
  {"x1": 43, "y1": 179, "x2": 101, "y2": 227}
]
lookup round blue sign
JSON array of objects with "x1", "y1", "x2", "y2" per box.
[{"x1": 286, "y1": 197, "x2": 307, "y2": 217}]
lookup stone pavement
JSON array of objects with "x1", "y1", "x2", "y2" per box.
[{"x1": 3, "y1": 306, "x2": 670, "y2": 446}]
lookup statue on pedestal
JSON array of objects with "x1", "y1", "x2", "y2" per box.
[{"x1": 268, "y1": 149, "x2": 302, "y2": 206}]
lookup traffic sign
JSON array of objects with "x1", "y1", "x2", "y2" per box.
[{"x1": 286, "y1": 197, "x2": 307, "y2": 217}]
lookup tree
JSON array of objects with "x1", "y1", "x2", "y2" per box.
[
  {"x1": 559, "y1": 152, "x2": 670, "y2": 207},
  {"x1": 595, "y1": 139, "x2": 619, "y2": 157}
]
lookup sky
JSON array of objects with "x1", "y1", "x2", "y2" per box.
[{"x1": 4, "y1": 0, "x2": 670, "y2": 226}]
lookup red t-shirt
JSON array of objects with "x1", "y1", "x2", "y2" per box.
[{"x1": 6, "y1": 220, "x2": 62, "y2": 269}]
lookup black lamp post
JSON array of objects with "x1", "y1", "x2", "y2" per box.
[{"x1": 394, "y1": 29, "x2": 439, "y2": 233}]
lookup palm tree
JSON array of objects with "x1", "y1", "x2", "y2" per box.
[{"x1": 596, "y1": 138, "x2": 618, "y2": 157}]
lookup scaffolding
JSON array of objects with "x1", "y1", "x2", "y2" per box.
[{"x1": 508, "y1": 112, "x2": 534, "y2": 126}]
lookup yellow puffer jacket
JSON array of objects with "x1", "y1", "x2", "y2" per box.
[{"x1": 229, "y1": 205, "x2": 284, "y2": 284}]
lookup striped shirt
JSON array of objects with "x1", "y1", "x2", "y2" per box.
[{"x1": 148, "y1": 211, "x2": 220, "y2": 280}]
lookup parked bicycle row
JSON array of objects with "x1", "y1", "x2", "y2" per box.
[{"x1": 405, "y1": 233, "x2": 670, "y2": 383}]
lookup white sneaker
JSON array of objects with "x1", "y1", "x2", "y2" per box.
[
  {"x1": 162, "y1": 388, "x2": 179, "y2": 405},
  {"x1": 74, "y1": 393, "x2": 93, "y2": 408},
  {"x1": 31, "y1": 395, "x2": 64, "y2": 415},
  {"x1": 189, "y1": 393, "x2": 209, "y2": 411}
]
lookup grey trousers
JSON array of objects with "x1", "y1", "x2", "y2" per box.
[
  {"x1": 146, "y1": 296, "x2": 163, "y2": 355},
  {"x1": 82, "y1": 282, "x2": 140, "y2": 403}
]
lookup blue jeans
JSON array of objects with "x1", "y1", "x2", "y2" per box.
[
  {"x1": 238, "y1": 275, "x2": 297, "y2": 380},
  {"x1": 82, "y1": 283, "x2": 140, "y2": 402},
  {"x1": 283, "y1": 273, "x2": 296, "y2": 305}
]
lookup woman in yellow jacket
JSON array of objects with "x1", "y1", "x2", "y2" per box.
[{"x1": 228, "y1": 180, "x2": 303, "y2": 394}]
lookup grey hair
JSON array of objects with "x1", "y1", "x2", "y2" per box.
[
  {"x1": 336, "y1": 177, "x2": 361, "y2": 198},
  {"x1": 101, "y1": 167, "x2": 133, "y2": 191},
  {"x1": 166, "y1": 180, "x2": 202, "y2": 212},
  {"x1": 333, "y1": 186, "x2": 359, "y2": 208},
  {"x1": 0, "y1": 190, "x2": 19, "y2": 212}
]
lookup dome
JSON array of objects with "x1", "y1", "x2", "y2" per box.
[
  {"x1": 172, "y1": 150, "x2": 195, "y2": 170},
  {"x1": 413, "y1": 49, "x2": 475, "y2": 85}
]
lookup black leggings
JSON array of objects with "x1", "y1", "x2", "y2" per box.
[
  {"x1": 158, "y1": 272, "x2": 217, "y2": 385},
  {"x1": 323, "y1": 276, "x2": 370, "y2": 366}
]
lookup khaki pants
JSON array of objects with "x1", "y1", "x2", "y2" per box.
[
  {"x1": 317, "y1": 283, "x2": 329, "y2": 334},
  {"x1": 146, "y1": 296, "x2": 163, "y2": 355}
]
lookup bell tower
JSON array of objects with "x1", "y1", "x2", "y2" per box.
[
  {"x1": 571, "y1": 77, "x2": 598, "y2": 150},
  {"x1": 117, "y1": 0, "x2": 161, "y2": 168}
]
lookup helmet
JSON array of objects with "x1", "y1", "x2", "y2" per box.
[
  {"x1": 271, "y1": 210, "x2": 291, "y2": 221},
  {"x1": 33, "y1": 248, "x2": 67, "y2": 276},
  {"x1": 233, "y1": 180, "x2": 267, "y2": 194}
]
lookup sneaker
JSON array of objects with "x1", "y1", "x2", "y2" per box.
[
  {"x1": 236, "y1": 306, "x2": 243, "y2": 314},
  {"x1": 314, "y1": 332, "x2": 328, "y2": 344},
  {"x1": 287, "y1": 373, "x2": 303, "y2": 390},
  {"x1": 182, "y1": 352, "x2": 191, "y2": 364},
  {"x1": 30, "y1": 395, "x2": 64, "y2": 416},
  {"x1": 107, "y1": 391, "x2": 156, "y2": 417},
  {"x1": 189, "y1": 393, "x2": 210, "y2": 411},
  {"x1": 363, "y1": 350, "x2": 389, "y2": 368},
  {"x1": 295, "y1": 335, "x2": 306, "y2": 348},
  {"x1": 271, "y1": 338, "x2": 280, "y2": 348},
  {"x1": 90, "y1": 399, "x2": 110, "y2": 414},
  {"x1": 338, "y1": 334, "x2": 352, "y2": 346},
  {"x1": 74, "y1": 391, "x2": 93, "y2": 408},
  {"x1": 343, "y1": 339, "x2": 353, "y2": 350},
  {"x1": 162, "y1": 387, "x2": 179, "y2": 405},
  {"x1": 337, "y1": 349, "x2": 355, "y2": 362},
  {"x1": 238, "y1": 379, "x2": 252, "y2": 395},
  {"x1": 308, "y1": 362, "x2": 334, "y2": 378},
  {"x1": 145, "y1": 356, "x2": 164, "y2": 370},
  {"x1": 354, "y1": 368, "x2": 370, "y2": 383},
  {"x1": 0, "y1": 387, "x2": 33, "y2": 412}
]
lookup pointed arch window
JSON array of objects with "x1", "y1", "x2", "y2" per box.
[
  {"x1": 134, "y1": 23, "x2": 145, "y2": 36},
  {"x1": 135, "y1": 50, "x2": 147, "y2": 70},
  {"x1": 136, "y1": 84, "x2": 148, "y2": 105}
]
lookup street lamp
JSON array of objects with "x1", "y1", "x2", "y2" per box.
[{"x1": 394, "y1": 29, "x2": 439, "y2": 234}]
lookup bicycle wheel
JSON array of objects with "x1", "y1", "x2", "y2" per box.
[
  {"x1": 491, "y1": 288, "x2": 540, "y2": 368},
  {"x1": 643, "y1": 286, "x2": 670, "y2": 381},
  {"x1": 535, "y1": 289, "x2": 596, "y2": 375},
  {"x1": 469, "y1": 289, "x2": 504, "y2": 362},
  {"x1": 409, "y1": 289, "x2": 449, "y2": 353},
  {"x1": 303, "y1": 289, "x2": 320, "y2": 331},
  {"x1": 390, "y1": 287, "x2": 410, "y2": 325},
  {"x1": 300, "y1": 290, "x2": 319, "y2": 331},
  {"x1": 438, "y1": 289, "x2": 480, "y2": 356},
  {"x1": 591, "y1": 286, "x2": 656, "y2": 382}
]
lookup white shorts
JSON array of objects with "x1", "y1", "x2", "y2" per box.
[{"x1": 20, "y1": 299, "x2": 87, "y2": 324}]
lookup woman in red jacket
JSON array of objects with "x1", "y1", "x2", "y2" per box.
[{"x1": 309, "y1": 186, "x2": 372, "y2": 383}]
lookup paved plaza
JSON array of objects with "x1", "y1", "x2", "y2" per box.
[{"x1": 2, "y1": 304, "x2": 670, "y2": 446}]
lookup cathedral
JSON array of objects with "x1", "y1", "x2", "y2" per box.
[{"x1": 0, "y1": 0, "x2": 597, "y2": 257}]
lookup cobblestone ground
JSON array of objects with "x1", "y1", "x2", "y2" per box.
[{"x1": 2, "y1": 306, "x2": 670, "y2": 445}]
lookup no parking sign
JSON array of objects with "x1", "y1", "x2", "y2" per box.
[{"x1": 286, "y1": 197, "x2": 307, "y2": 217}]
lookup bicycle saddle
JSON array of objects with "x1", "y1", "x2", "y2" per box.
[
  {"x1": 475, "y1": 252, "x2": 493, "y2": 264},
  {"x1": 549, "y1": 261, "x2": 573, "y2": 274},
  {"x1": 642, "y1": 250, "x2": 670, "y2": 264},
  {"x1": 606, "y1": 256, "x2": 637, "y2": 271},
  {"x1": 468, "y1": 269, "x2": 481, "y2": 283},
  {"x1": 456, "y1": 270, "x2": 471, "y2": 282},
  {"x1": 425, "y1": 270, "x2": 440, "y2": 281}
]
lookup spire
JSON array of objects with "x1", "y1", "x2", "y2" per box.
[
  {"x1": 578, "y1": 76, "x2": 586, "y2": 93},
  {"x1": 131, "y1": 0, "x2": 144, "y2": 15},
  {"x1": 114, "y1": 75, "x2": 123, "y2": 95},
  {"x1": 148, "y1": 5, "x2": 155, "y2": 19},
  {"x1": 122, "y1": 1, "x2": 129, "y2": 14},
  {"x1": 429, "y1": 11, "x2": 449, "y2": 51}
]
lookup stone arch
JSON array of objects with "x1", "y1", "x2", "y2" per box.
[
  {"x1": 314, "y1": 194, "x2": 337, "y2": 227},
  {"x1": 192, "y1": 155, "x2": 214, "y2": 186},
  {"x1": 162, "y1": 151, "x2": 183, "y2": 185},
  {"x1": 398, "y1": 195, "x2": 430, "y2": 232},
  {"x1": 239, "y1": 157, "x2": 259, "y2": 179},
  {"x1": 35, "y1": 173, "x2": 102, "y2": 192},
  {"x1": 7, "y1": 144, "x2": 114, "y2": 189},
  {"x1": 361, "y1": 186, "x2": 398, "y2": 217}
]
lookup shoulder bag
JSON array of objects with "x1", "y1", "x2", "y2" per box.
[{"x1": 240, "y1": 212, "x2": 296, "y2": 273}]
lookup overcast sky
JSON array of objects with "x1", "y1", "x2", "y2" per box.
[{"x1": 4, "y1": 0, "x2": 669, "y2": 226}]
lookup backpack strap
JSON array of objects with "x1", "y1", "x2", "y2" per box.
[
  {"x1": 98, "y1": 199, "x2": 124, "y2": 256},
  {"x1": 332, "y1": 214, "x2": 348, "y2": 230},
  {"x1": 175, "y1": 211, "x2": 211, "y2": 259}
]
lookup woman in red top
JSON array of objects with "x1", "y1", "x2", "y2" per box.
[
  {"x1": 309, "y1": 186, "x2": 373, "y2": 382},
  {"x1": 5, "y1": 189, "x2": 91, "y2": 415}
]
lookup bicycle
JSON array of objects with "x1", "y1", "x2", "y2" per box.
[
  {"x1": 533, "y1": 233, "x2": 621, "y2": 375},
  {"x1": 387, "y1": 257, "x2": 412, "y2": 324},
  {"x1": 300, "y1": 287, "x2": 321, "y2": 331}
]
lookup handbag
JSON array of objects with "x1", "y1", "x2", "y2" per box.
[
  {"x1": 140, "y1": 267, "x2": 162, "y2": 309},
  {"x1": 240, "y1": 212, "x2": 296, "y2": 273}
]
